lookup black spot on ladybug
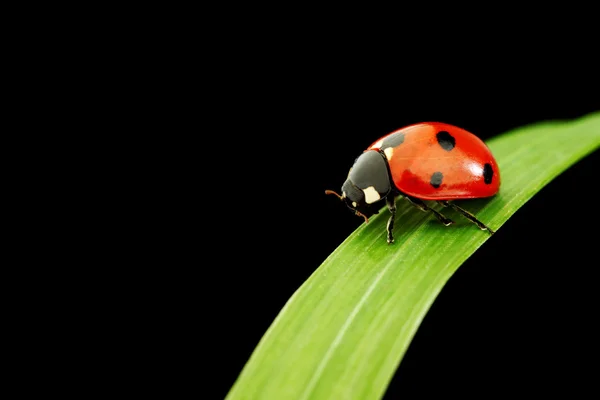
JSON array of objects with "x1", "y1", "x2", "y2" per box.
[
  {"x1": 483, "y1": 163, "x2": 494, "y2": 184},
  {"x1": 430, "y1": 171, "x2": 443, "y2": 188},
  {"x1": 436, "y1": 131, "x2": 455, "y2": 151},
  {"x1": 381, "y1": 132, "x2": 405, "y2": 149}
]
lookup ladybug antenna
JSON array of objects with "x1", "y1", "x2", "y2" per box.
[
  {"x1": 324, "y1": 189, "x2": 343, "y2": 200},
  {"x1": 355, "y1": 210, "x2": 369, "y2": 224}
]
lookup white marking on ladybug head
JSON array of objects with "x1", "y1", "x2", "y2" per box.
[
  {"x1": 362, "y1": 186, "x2": 380, "y2": 204},
  {"x1": 352, "y1": 201, "x2": 357, "y2": 207},
  {"x1": 384, "y1": 147, "x2": 394, "y2": 160},
  {"x1": 372, "y1": 138, "x2": 384, "y2": 149},
  {"x1": 342, "y1": 191, "x2": 347, "y2": 198}
]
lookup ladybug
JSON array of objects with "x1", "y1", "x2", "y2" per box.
[{"x1": 326, "y1": 122, "x2": 500, "y2": 244}]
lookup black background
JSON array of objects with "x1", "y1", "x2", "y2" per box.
[
  {"x1": 200, "y1": 70, "x2": 599, "y2": 398},
  {"x1": 16, "y1": 11, "x2": 600, "y2": 400}
]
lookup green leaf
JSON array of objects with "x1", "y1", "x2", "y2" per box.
[{"x1": 227, "y1": 112, "x2": 600, "y2": 400}]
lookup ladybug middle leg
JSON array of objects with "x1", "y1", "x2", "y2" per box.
[
  {"x1": 404, "y1": 195, "x2": 454, "y2": 227},
  {"x1": 437, "y1": 201, "x2": 495, "y2": 234},
  {"x1": 385, "y1": 196, "x2": 397, "y2": 244}
]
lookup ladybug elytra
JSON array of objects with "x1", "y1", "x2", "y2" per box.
[{"x1": 326, "y1": 122, "x2": 500, "y2": 244}]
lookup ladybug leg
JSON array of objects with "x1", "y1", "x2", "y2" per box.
[
  {"x1": 404, "y1": 196, "x2": 454, "y2": 226},
  {"x1": 385, "y1": 196, "x2": 396, "y2": 244},
  {"x1": 437, "y1": 201, "x2": 495, "y2": 234}
]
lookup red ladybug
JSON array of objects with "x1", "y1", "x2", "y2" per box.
[{"x1": 326, "y1": 122, "x2": 500, "y2": 244}]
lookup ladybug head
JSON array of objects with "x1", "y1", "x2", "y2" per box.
[
  {"x1": 325, "y1": 185, "x2": 377, "y2": 223},
  {"x1": 326, "y1": 150, "x2": 392, "y2": 223}
]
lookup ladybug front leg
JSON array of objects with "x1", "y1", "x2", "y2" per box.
[
  {"x1": 404, "y1": 196, "x2": 454, "y2": 227},
  {"x1": 385, "y1": 196, "x2": 397, "y2": 244}
]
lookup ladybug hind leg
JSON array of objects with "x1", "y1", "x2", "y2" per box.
[
  {"x1": 404, "y1": 195, "x2": 454, "y2": 227},
  {"x1": 437, "y1": 201, "x2": 495, "y2": 234}
]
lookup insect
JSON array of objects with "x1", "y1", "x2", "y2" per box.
[{"x1": 326, "y1": 122, "x2": 500, "y2": 244}]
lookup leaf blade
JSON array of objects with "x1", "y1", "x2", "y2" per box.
[{"x1": 227, "y1": 112, "x2": 600, "y2": 400}]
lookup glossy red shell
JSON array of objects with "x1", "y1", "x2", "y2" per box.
[{"x1": 367, "y1": 122, "x2": 500, "y2": 200}]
